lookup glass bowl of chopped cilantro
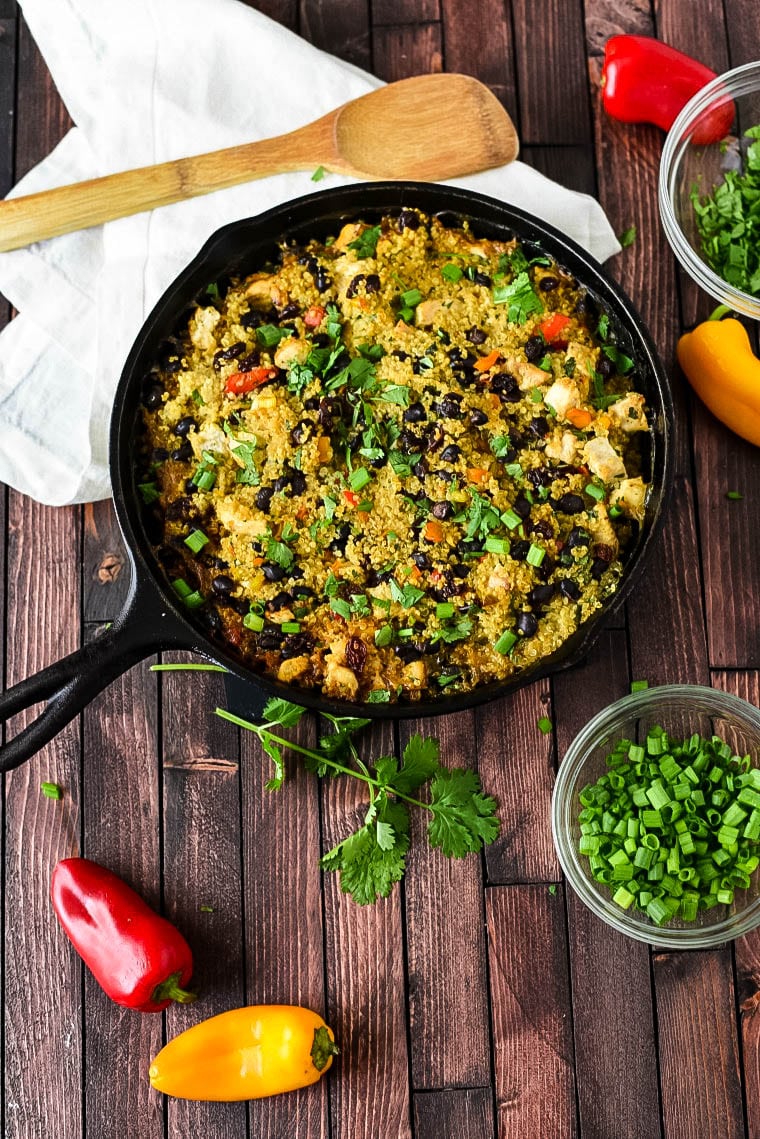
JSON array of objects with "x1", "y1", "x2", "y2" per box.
[
  {"x1": 552, "y1": 684, "x2": 760, "y2": 947},
  {"x1": 659, "y1": 60, "x2": 760, "y2": 319}
]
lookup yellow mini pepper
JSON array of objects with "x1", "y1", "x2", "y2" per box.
[
  {"x1": 677, "y1": 315, "x2": 760, "y2": 446},
  {"x1": 149, "y1": 1004, "x2": 338, "y2": 1101}
]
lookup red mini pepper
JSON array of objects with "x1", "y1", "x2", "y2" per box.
[
  {"x1": 601, "y1": 35, "x2": 735, "y2": 145},
  {"x1": 51, "y1": 858, "x2": 196, "y2": 1013},
  {"x1": 225, "y1": 366, "x2": 278, "y2": 395}
]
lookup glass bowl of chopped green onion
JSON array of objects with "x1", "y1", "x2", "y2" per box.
[
  {"x1": 659, "y1": 60, "x2": 760, "y2": 320},
  {"x1": 552, "y1": 685, "x2": 760, "y2": 947}
]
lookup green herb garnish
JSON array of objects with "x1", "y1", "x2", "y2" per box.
[
  {"x1": 348, "y1": 225, "x2": 382, "y2": 259},
  {"x1": 311, "y1": 165, "x2": 326, "y2": 182},
  {"x1": 492, "y1": 271, "x2": 543, "y2": 323}
]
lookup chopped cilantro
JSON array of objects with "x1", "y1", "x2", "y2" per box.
[
  {"x1": 257, "y1": 324, "x2": 293, "y2": 348},
  {"x1": 348, "y1": 224, "x2": 382, "y2": 259},
  {"x1": 311, "y1": 165, "x2": 326, "y2": 182},
  {"x1": 618, "y1": 225, "x2": 637, "y2": 248},
  {"x1": 602, "y1": 344, "x2": 634, "y2": 375},
  {"x1": 492, "y1": 271, "x2": 544, "y2": 323},
  {"x1": 442, "y1": 263, "x2": 464, "y2": 282},
  {"x1": 563, "y1": 357, "x2": 576, "y2": 378}
]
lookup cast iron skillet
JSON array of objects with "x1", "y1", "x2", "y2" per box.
[{"x1": 0, "y1": 183, "x2": 674, "y2": 770}]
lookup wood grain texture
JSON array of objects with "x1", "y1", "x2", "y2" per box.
[
  {"x1": 299, "y1": 0, "x2": 371, "y2": 71},
  {"x1": 4, "y1": 496, "x2": 82, "y2": 1139},
  {"x1": 81, "y1": 647, "x2": 163, "y2": 1139},
  {"x1": 440, "y1": 0, "x2": 517, "y2": 120},
  {"x1": 511, "y1": 0, "x2": 592, "y2": 145},
  {"x1": 372, "y1": 21, "x2": 442, "y2": 81},
  {"x1": 15, "y1": 18, "x2": 71, "y2": 177},
  {"x1": 554, "y1": 633, "x2": 661, "y2": 1139},
  {"x1": 414, "y1": 1088, "x2": 495, "y2": 1139},
  {"x1": 83, "y1": 501, "x2": 130, "y2": 623},
  {"x1": 0, "y1": 18, "x2": 16, "y2": 199},
  {"x1": 521, "y1": 145, "x2": 598, "y2": 197},
  {"x1": 245, "y1": 0, "x2": 298, "y2": 31},
  {"x1": 479, "y1": 684, "x2": 558, "y2": 884},
  {"x1": 162, "y1": 659, "x2": 247, "y2": 1139},
  {"x1": 486, "y1": 885, "x2": 577, "y2": 1139},
  {"x1": 241, "y1": 713, "x2": 329, "y2": 1139},
  {"x1": 722, "y1": 0, "x2": 760, "y2": 65},
  {"x1": 372, "y1": 0, "x2": 439, "y2": 26},
  {"x1": 321, "y1": 722, "x2": 411, "y2": 1139},
  {"x1": 398, "y1": 712, "x2": 491, "y2": 1089},
  {"x1": 654, "y1": 950, "x2": 745, "y2": 1139}
]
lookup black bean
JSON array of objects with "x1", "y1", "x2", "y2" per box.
[
  {"x1": 447, "y1": 346, "x2": 476, "y2": 367},
  {"x1": 513, "y1": 495, "x2": 532, "y2": 519},
  {"x1": 491, "y1": 373, "x2": 521, "y2": 402},
  {"x1": 575, "y1": 293, "x2": 598, "y2": 320},
  {"x1": 524, "y1": 335, "x2": 545, "y2": 364},
  {"x1": 559, "y1": 578, "x2": 581, "y2": 601},
  {"x1": 398, "y1": 209, "x2": 421, "y2": 230},
  {"x1": 596, "y1": 351, "x2": 616, "y2": 380},
  {"x1": 432, "y1": 468, "x2": 455, "y2": 482},
  {"x1": 469, "y1": 408, "x2": 488, "y2": 426},
  {"x1": 516, "y1": 611, "x2": 538, "y2": 637},
  {"x1": 404, "y1": 402, "x2": 427, "y2": 423},
  {"x1": 299, "y1": 253, "x2": 318, "y2": 270},
  {"x1": 303, "y1": 396, "x2": 320, "y2": 410},
  {"x1": 213, "y1": 342, "x2": 245, "y2": 368},
  {"x1": 229, "y1": 597, "x2": 250, "y2": 616},
  {"x1": 315, "y1": 266, "x2": 330, "y2": 292},
  {"x1": 281, "y1": 632, "x2": 313, "y2": 659},
  {"x1": 431, "y1": 501, "x2": 454, "y2": 521},
  {"x1": 319, "y1": 396, "x2": 343, "y2": 426},
  {"x1": 164, "y1": 356, "x2": 182, "y2": 374},
  {"x1": 142, "y1": 383, "x2": 164, "y2": 411},
  {"x1": 536, "y1": 555, "x2": 555, "y2": 582},
  {"x1": 278, "y1": 303, "x2": 300, "y2": 320},
  {"x1": 473, "y1": 271, "x2": 492, "y2": 287},
  {"x1": 591, "y1": 557, "x2": 609, "y2": 580},
  {"x1": 424, "y1": 424, "x2": 445, "y2": 453},
  {"x1": 258, "y1": 627, "x2": 285, "y2": 650},
  {"x1": 556, "y1": 493, "x2": 585, "y2": 514},
  {"x1": 152, "y1": 447, "x2": 169, "y2": 463},
  {"x1": 435, "y1": 393, "x2": 464, "y2": 420},
  {"x1": 273, "y1": 475, "x2": 290, "y2": 493},
  {"x1": 292, "y1": 584, "x2": 314, "y2": 598},
  {"x1": 440, "y1": 444, "x2": 461, "y2": 463},
  {"x1": 528, "y1": 416, "x2": 550, "y2": 439},
  {"x1": 290, "y1": 421, "x2": 313, "y2": 445},
  {"x1": 539, "y1": 276, "x2": 559, "y2": 292},
  {"x1": 290, "y1": 472, "x2": 307, "y2": 496},
  {"x1": 212, "y1": 575, "x2": 235, "y2": 596},
  {"x1": 566, "y1": 526, "x2": 590, "y2": 550},
  {"x1": 511, "y1": 539, "x2": 531, "y2": 561},
  {"x1": 238, "y1": 351, "x2": 259, "y2": 373},
  {"x1": 413, "y1": 552, "x2": 431, "y2": 570},
  {"x1": 452, "y1": 563, "x2": 470, "y2": 579},
  {"x1": 466, "y1": 326, "x2": 487, "y2": 345},
  {"x1": 531, "y1": 519, "x2": 554, "y2": 540},
  {"x1": 346, "y1": 274, "x2": 366, "y2": 299},
  {"x1": 165, "y1": 498, "x2": 194, "y2": 522},
  {"x1": 395, "y1": 643, "x2": 424, "y2": 663},
  {"x1": 171, "y1": 442, "x2": 193, "y2": 462},
  {"x1": 262, "y1": 563, "x2": 286, "y2": 582},
  {"x1": 365, "y1": 274, "x2": 381, "y2": 294},
  {"x1": 529, "y1": 583, "x2": 556, "y2": 606},
  {"x1": 184, "y1": 478, "x2": 199, "y2": 496},
  {"x1": 413, "y1": 459, "x2": 428, "y2": 479},
  {"x1": 267, "y1": 591, "x2": 294, "y2": 611},
  {"x1": 399, "y1": 429, "x2": 423, "y2": 453},
  {"x1": 456, "y1": 538, "x2": 484, "y2": 557},
  {"x1": 201, "y1": 608, "x2": 223, "y2": 636},
  {"x1": 240, "y1": 308, "x2": 264, "y2": 329},
  {"x1": 255, "y1": 486, "x2": 274, "y2": 513},
  {"x1": 392, "y1": 349, "x2": 410, "y2": 361},
  {"x1": 174, "y1": 416, "x2": 196, "y2": 437},
  {"x1": 329, "y1": 523, "x2": 351, "y2": 555},
  {"x1": 527, "y1": 467, "x2": 554, "y2": 489},
  {"x1": 433, "y1": 210, "x2": 460, "y2": 228}
]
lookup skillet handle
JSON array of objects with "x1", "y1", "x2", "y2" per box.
[{"x1": 0, "y1": 586, "x2": 187, "y2": 772}]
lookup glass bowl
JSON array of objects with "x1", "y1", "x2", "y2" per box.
[
  {"x1": 659, "y1": 60, "x2": 760, "y2": 320},
  {"x1": 552, "y1": 684, "x2": 760, "y2": 948}
]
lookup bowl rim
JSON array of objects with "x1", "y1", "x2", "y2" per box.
[
  {"x1": 552, "y1": 682, "x2": 760, "y2": 947},
  {"x1": 659, "y1": 59, "x2": 760, "y2": 319}
]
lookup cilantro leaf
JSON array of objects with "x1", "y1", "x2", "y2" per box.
[
  {"x1": 618, "y1": 225, "x2": 636, "y2": 248},
  {"x1": 262, "y1": 698, "x2": 305, "y2": 729},
  {"x1": 427, "y1": 768, "x2": 500, "y2": 857},
  {"x1": 395, "y1": 734, "x2": 440, "y2": 793},
  {"x1": 602, "y1": 344, "x2": 634, "y2": 375},
  {"x1": 492, "y1": 272, "x2": 543, "y2": 323},
  {"x1": 348, "y1": 225, "x2": 382, "y2": 259},
  {"x1": 266, "y1": 537, "x2": 294, "y2": 569},
  {"x1": 321, "y1": 799, "x2": 410, "y2": 904},
  {"x1": 261, "y1": 735, "x2": 286, "y2": 791}
]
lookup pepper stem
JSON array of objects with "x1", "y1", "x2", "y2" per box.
[
  {"x1": 311, "y1": 1026, "x2": 340, "y2": 1072},
  {"x1": 151, "y1": 970, "x2": 198, "y2": 1006},
  {"x1": 708, "y1": 303, "x2": 733, "y2": 321}
]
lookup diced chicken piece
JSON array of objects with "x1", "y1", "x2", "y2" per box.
[
  {"x1": 216, "y1": 497, "x2": 269, "y2": 540},
  {"x1": 189, "y1": 421, "x2": 227, "y2": 461},
  {"x1": 467, "y1": 239, "x2": 508, "y2": 259},
  {"x1": 564, "y1": 340, "x2": 596, "y2": 396},
  {"x1": 278, "y1": 655, "x2": 310, "y2": 683},
  {"x1": 333, "y1": 256, "x2": 370, "y2": 288},
  {"x1": 583, "y1": 436, "x2": 626, "y2": 483},
  {"x1": 323, "y1": 659, "x2": 359, "y2": 700},
  {"x1": 485, "y1": 570, "x2": 511, "y2": 602},
  {"x1": 587, "y1": 503, "x2": 618, "y2": 553},
  {"x1": 609, "y1": 477, "x2": 648, "y2": 523},
  {"x1": 269, "y1": 608, "x2": 296, "y2": 624},
  {"x1": 544, "y1": 377, "x2": 582, "y2": 420},
  {"x1": 226, "y1": 429, "x2": 258, "y2": 468},
  {"x1": 415, "y1": 298, "x2": 443, "y2": 327},
  {"x1": 403, "y1": 660, "x2": 427, "y2": 689},
  {"x1": 608, "y1": 392, "x2": 649, "y2": 434},
  {"x1": 274, "y1": 336, "x2": 310, "y2": 369},
  {"x1": 333, "y1": 222, "x2": 365, "y2": 251},
  {"x1": 503, "y1": 354, "x2": 549, "y2": 391},
  {"x1": 545, "y1": 431, "x2": 580, "y2": 464},
  {"x1": 245, "y1": 274, "x2": 287, "y2": 310},
  {"x1": 189, "y1": 306, "x2": 221, "y2": 352}
]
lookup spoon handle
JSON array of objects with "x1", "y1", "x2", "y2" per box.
[{"x1": 0, "y1": 120, "x2": 336, "y2": 253}]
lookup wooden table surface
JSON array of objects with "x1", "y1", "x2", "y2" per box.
[{"x1": 1, "y1": 0, "x2": 759, "y2": 1136}]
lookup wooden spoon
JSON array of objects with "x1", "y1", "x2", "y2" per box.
[{"x1": 0, "y1": 73, "x2": 518, "y2": 254}]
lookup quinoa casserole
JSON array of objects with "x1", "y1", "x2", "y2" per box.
[{"x1": 138, "y1": 208, "x2": 651, "y2": 706}]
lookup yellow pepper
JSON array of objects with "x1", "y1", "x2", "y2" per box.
[
  {"x1": 677, "y1": 316, "x2": 760, "y2": 446},
  {"x1": 149, "y1": 1005, "x2": 338, "y2": 1101}
]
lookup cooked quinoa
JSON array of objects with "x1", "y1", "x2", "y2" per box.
[{"x1": 138, "y1": 208, "x2": 651, "y2": 705}]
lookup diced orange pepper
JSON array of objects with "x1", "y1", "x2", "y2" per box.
[
  {"x1": 430, "y1": 570, "x2": 442, "y2": 583},
  {"x1": 424, "y1": 520, "x2": 444, "y2": 543},
  {"x1": 474, "y1": 350, "x2": 501, "y2": 372},
  {"x1": 539, "y1": 313, "x2": 571, "y2": 344},
  {"x1": 225, "y1": 367, "x2": 278, "y2": 395},
  {"x1": 343, "y1": 490, "x2": 360, "y2": 507},
  {"x1": 467, "y1": 467, "x2": 490, "y2": 484},
  {"x1": 487, "y1": 393, "x2": 501, "y2": 409},
  {"x1": 303, "y1": 305, "x2": 326, "y2": 329},
  {"x1": 409, "y1": 564, "x2": 422, "y2": 582},
  {"x1": 566, "y1": 407, "x2": 593, "y2": 428}
]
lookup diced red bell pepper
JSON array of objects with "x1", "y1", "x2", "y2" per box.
[
  {"x1": 343, "y1": 490, "x2": 360, "y2": 507},
  {"x1": 304, "y1": 305, "x2": 327, "y2": 329},
  {"x1": 539, "y1": 313, "x2": 571, "y2": 344},
  {"x1": 225, "y1": 367, "x2": 278, "y2": 395}
]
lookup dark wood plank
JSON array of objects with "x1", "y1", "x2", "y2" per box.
[
  {"x1": 15, "y1": 18, "x2": 71, "y2": 176},
  {"x1": 583, "y1": 0, "x2": 652, "y2": 57},
  {"x1": 0, "y1": 18, "x2": 15, "y2": 199},
  {"x1": 162, "y1": 660, "x2": 247, "y2": 1139},
  {"x1": 511, "y1": 0, "x2": 591, "y2": 145},
  {"x1": 440, "y1": 0, "x2": 517, "y2": 120},
  {"x1": 723, "y1": 0, "x2": 760, "y2": 65},
  {"x1": 82, "y1": 649, "x2": 163, "y2": 1139},
  {"x1": 372, "y1": 0, "x2": 439, "y2": 26},
  {"x1": 399, "y1": 713, "x2": 491, "y2": 1089},
  {"x1": 373, "y1": 21, "x2": 442, "y2": 81},
  {"x1": 241, "y1": 713, "x2": 329, "y2": 1139},
  {"x1": 654, "y1": 950, "x2": 745, "y2": 1139},
  {"x1": 480, "y1": 684, "x2": 558, "y2": 884},
  {"x1": 4, "y1": 497, "x2": 82, "y2": 1139},
  {"x1": 244, "y1": 0, "x2": 298, "y2": 31},
  {"x1": 299, "y1": 0, "x2": 371, "y2": 71},
  {"x1": 83, "y1": 501, "x2": 131, "y2": 623},
  {"x1": 321, "y1": 722, "x2": 411, "y2": 1139},
  {"x1": 521, "y1": 145, "x2": 598, "y2": 197},
  {"x1": 555, "y1": 630, "x2": 662, "y2": 1139},
  {"x1": 414, "y1": 1088, "x2": 495, "y2": 1139},
  {"x1": 486, "y1": 885, "x2": 577, "y2": 1138}
]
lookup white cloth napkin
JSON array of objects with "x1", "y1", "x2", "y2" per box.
[{"x1": 0, "y1": 0, "x2": 622, "y2": 506}]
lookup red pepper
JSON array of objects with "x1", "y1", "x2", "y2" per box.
[
  {"x1": 303, "y1": 305, "x2": 326, "y2": 329},
  {"x1": 343, "y1": 490, "x2": 360, "y2": 507},
  {"x1": 538, "y1": 313, "x2": 571, "y2": 344},
  {"x1": 601, "y1": 35, "x2": 735, "y2": 145},
  {"x1": 225, "y1": 366, "x2": 278, "y2": 395},
  {"x1": 51, "y1": 858, "x2": 196, "y2": 1013}
]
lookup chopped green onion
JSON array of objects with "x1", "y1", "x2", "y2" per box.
[
  {"x1": 435, "y1": 602, "x2": 456, "y2": 619},
  {"x1": 184, "y1": 591, "x2": 205, "y2": 609},
  {"x1": 494, "y1": 629, "x2": 518, "y2": 655},
  {"x1": 398, "y1": 306, "x2": 415, "y2": 323},
  {"x1": 243, "y1": 611, "x2": 265, "y2": 632},
  {"x1": 172, "y1": 578, "x2": 193, "y2": 599},
  {"x1": 257, "y1": 324, "x2": 291, "y2": 348},
  {"x1": 400, "y1": 288, "x2": 422, "y2": 308},
  {"x1": 727, "y1": 491, "x2": 743, "y2": 500},
  {"x1": 526, "y1": 543, "x2": 545, "y2": 567},
  {"x1": 441, "y1": 263, "x2": 464, "y2": 282},
  {"x1": 281, "y1": 622, "x2": 301, "y2": 634},
  {"x1": 537, "y1": 716, "x2": 553, "y2": 735},
  {"x1": 184, "y1": 529, "x2": 209, "y2": 554},
  {"x1": 311, "y1": 165, "x2": 326, "y2": 182},
  {"x1": 484, "y1": 536, "x2": 510, "y2": 555},
  {"x1": 501, "y1": 509, "x2": 522, "y2": 530},
  {"x1": 630, "y1": 679, "x2": 649, "y2": 693},
  {"x1": 41, "y1": 782, "x2": 62, "y2": 800},
  {"x1": 585, "y1": 483, "x2": 605, "y2": 502}
]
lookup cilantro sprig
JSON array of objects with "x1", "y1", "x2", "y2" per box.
[{"x1": 216, "y1": 698, "x2": 500, "y2": 904}]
